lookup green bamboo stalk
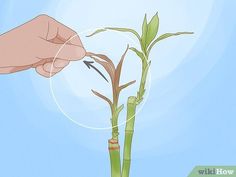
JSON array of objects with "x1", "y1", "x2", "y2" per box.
[
  {"x1": 87, "y1": 13, "x2": 193, "y2": 177},
  {"x1": 121, "y1": 59, "x2": 150, "y2": 177},
  {"x1": 122, "y1": 96, "x2": 137, "y2": 177},
  {"x1": 121, "y1": 15, "x2": 192, "y2": 177},
  {"x1": 110, "y1": 109, "x2": 121, "y2": 177},
  {"x1": 87, "y1": 48, "x2": 135, "y2": 177},
  {"x1": 109, "y1": 138, "x2": 121, "y2": 177}
]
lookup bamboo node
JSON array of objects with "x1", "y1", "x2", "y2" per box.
[
  {"x1": 109, "y1": 139, "x2": 119, "y2": 144},
  {"x1": 108, "y1": 147, "x2": 120, "y2": 151},
  {"x1": 125, "y1": 130, "x2": 134, "y2": 133},
  {"x1": 123, "y1": 159, "x2": 131, "y2": 162}
]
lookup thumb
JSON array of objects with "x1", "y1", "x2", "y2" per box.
[{"x1": 41, "y1": 41, "x2": 86, "y2": 61}]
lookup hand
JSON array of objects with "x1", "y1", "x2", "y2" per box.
[{"x1": 0, "y1": 14, "x2": 86, "y2": 77}]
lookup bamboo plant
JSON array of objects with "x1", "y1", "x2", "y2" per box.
[
  {"x1": 86, "y1": 46, "x2": 136, "y2": 177},
  {"x1": 87, "y1": 13, "x2": 193, "y2": 177}
]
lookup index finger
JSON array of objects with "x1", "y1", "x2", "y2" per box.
[{"x1": 47, "y1": 17, "x2": 84, "y2": 47}]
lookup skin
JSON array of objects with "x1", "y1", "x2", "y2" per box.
[{"x1": 0, "y1": 14, "x2": 86, "y2": 77}]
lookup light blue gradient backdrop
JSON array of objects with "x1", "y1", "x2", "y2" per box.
[{"x1": 0, "y1": 0, "x2": 235, "y2": 177}]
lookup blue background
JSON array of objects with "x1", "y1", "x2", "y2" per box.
[{"x1": 0, "y1": 0, "x2": 235, "y2": 177}]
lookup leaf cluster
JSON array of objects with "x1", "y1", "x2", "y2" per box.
[{"x1": 87, "y1": 46, "x2": 135, "y2": 116}]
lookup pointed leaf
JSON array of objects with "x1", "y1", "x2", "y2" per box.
[
  {"x1": 86, "y1": 27, "x2": 141, "y2": 40},
  {"x1": 114, "y1": 45, "x2": 129, "y2": 86},
  {"x1": 105, "y1": 27, "x2": 140, "y2": 40},
  {"x1": 146, "y1": 12, "x2": 159, "y2": 48},
  {"x1": 87, "y1": 52, "x2": 115, "y2": 69},
  {"x1": 91, "y1": 89, "x2": 112, "y2": 110},
  {"x1": 86, "y1": 29, "x2": 107, "y2": 37},
  {"x1": 91, "y1": 57, "x2": 115, "y2": 82},
  {"x1": 147, "y1": 32, "x2": 194, "y2": 54},
  {"x1": 119, "y1": 80, "x2": 136, "y2": 91},
  {"x1": 141, "y1": 14, "x2": 148, "y2": 51},
  {"x1": 87, "y1": 53, "x2": 115, "y2": 82},
  {"x1": 129, "y1": 47, "x2": 146, "y2": 61}
]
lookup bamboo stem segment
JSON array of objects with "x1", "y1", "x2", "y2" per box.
[
  {"x1": 121, "y1": 61, "x2": 149, "y2": 177},
  {"x1": 110, "y1": 112, "x2": 121, "y2": 177},
  {"x1": 109, "y1": 139, "x2": 121, "y2": 177},
  {"x1": 122, "y1": 96, "x2": 137, "y2": 177}
]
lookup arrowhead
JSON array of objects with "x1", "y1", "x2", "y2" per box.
[
  {"x1": 83, "y1": 60, "x2": 109, "y2": 83},
  {"x1": 83, "y1": 60, "x2": 94, "y2": 69}
]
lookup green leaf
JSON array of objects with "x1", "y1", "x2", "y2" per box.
[
  {"x1": 129, "y1": 47, "x2": 146, "y2": 61},
  {"x1": 86, "y1": 27, "x2": 140, "y2": 40},
  {"x1": 86, "y1": 29, "x2": 107, "y2": 37},
  {"x1": 105, "y1": 27, "x2": 140, "y2": 40},
  {"x1": 147, "y1": 32, "x2": 194, "y2": 55},
  {"x1": 146, "y1": 13, "x2": 159, "y2": 48},
  {"x1": 141, "y1": 14, "x2": 148, "y2": 51},
  {"x1": 141, "y1": 13, "x2": 159, "y2": 51}
]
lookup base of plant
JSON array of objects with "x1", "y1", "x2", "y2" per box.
[{"x1": 109, "y1": 139, "x2": 121, "y2": 177}]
